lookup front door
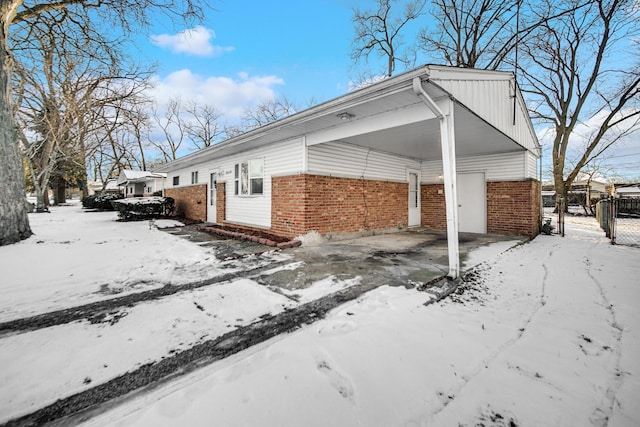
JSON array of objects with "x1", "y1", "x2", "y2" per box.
[
  {"x1": 408, "y1": 170, "x2": 420, "y2": 227},
  {"x1": 207, "y1": 172, "x2": 217, "y2": 223},
  {"x1": 457, "y1": 172, "x2": 486, "y2": 233}
]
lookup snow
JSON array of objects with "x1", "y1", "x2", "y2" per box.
[
  {"x1": 0, "y1": 204, "x2": 267, "y2": 322},
  {"x1": 1, "y1": 200, "x2": 639, "y2": 426}
]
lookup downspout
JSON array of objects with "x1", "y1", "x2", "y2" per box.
[{"x1": 412, "y1": 77, "x2": 460, "y2": 279}]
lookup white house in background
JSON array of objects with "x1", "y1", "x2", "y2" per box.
[
  {"x1": 614, "y1": 184, "x2": 640, "y2": 198},
  {"x1": 155, "y1": 65, "x2": 542, "y2": 278},
  {"x1": 116, "y1": 170, "x2": 166, "y2": 197},
  {"x1": 87, "y1": 179, "x2": 121, "y2": 196}
]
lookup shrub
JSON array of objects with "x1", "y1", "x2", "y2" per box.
[
  {"x1": 82, "y1": 193, "x2": 124, "y2": 210},
  {"x1": 110, "y1": 196, "x2": 175, "y2": 221}
]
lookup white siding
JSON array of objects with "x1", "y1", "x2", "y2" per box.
[
  {"x1": 421, "y1": 152, "x2": 529, "y2": 183},
  {"x1": 308, "y1": 141, "x2": 421, "y2": 182},
  {"x1": 435, "y1": 78, "x2": 538, "y2": 154},
  {"x1": 526, "y1": 151, "x2": 538, "y2": 180},
  {"x1": 169, "y1": 138, "x2": 304, "y2": 228}
]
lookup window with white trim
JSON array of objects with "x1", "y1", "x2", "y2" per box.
[
  {"x1": 234, "y1": 159, "x2": 264, "y2": 195},
  {"x1": 191, "y1": 171, "x2": 198, "y2": 184},
  {"x1": 172, "y1": 176, "x2": 179, "y2": 186}
]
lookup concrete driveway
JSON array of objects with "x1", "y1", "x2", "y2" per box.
[{"x1": 168, "y1": 226, "x2": 525, "y2": 291}]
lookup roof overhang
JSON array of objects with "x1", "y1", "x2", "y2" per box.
[{"x1": 155, "y1": 65, "x2": 539, "y2": 172}]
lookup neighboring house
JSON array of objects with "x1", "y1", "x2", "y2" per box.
[
  {"x1": 117, "y1": 170, "x2": 167, "y2": 198},
  {"x1": 156, "y1": 65, "x2": 542, "y2": 243},
  {"x1": 87, "y1": 179, "x2": 122, "y2": 196},
  {"x1": 542, "y1": 178, "x2": 608, "y2": 207},
  {"x1": 614, "y1": 184, "x2": 640, "y2": 198}
]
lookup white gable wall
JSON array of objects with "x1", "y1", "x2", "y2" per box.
[{"x1": 433, "y1": 77, "x2": 538, "y2": 154}]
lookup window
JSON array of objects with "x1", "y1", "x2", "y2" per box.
[
  {"x1": 173, "y1": 176, "x2": 179, "y2": 186},
  {"x1": 234, "y1": 164, "x2": 239, "y2": 195},
  {"x1": 250, "y1": 159, "x2": 263, "y2": 194},
  {"x1": 234, "y1": 159, "x2": 264, "y2": 195},
  {"x1": 191, "y1": 171, "x2": 198, "y2": 184},
  {"x1": 409, "y1": 172, "x2": 418, "y2": 208}
]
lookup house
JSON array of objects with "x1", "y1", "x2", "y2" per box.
[
  {"x1": 542, "y1": 178, "x2": 608, "y2": 207},
  {"x1": 155, "y1": 65, "x2": 542, "y2": 277},
  {"x1": 614, "y1": 183, "x2": 640, "y2": 198},
  {"x1": 87, "y1": 179, "x2": 122, "y2": 196},
  {"x1": 116, "y1": 170, "x2": 167, "y2": 197}
]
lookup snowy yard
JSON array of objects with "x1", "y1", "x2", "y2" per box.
[{"x1": 1, "y1": 202, "x2": 639, "y2": 426}]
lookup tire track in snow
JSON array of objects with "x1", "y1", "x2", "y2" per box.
[
  {"x1": 584, "y1": 244, "x2": 624, "y2": 427},
  {"x1": 428, "y1": 243, "x2": 557, "y2": 421},
  {"x1": 1, "y1": 282, "x2": 380, "y2": 427},
  {"x1": 0, "y1": 260, "x2": 288, "y2": 337}
]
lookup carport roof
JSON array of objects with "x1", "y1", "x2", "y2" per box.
[{"x1": 155, "y1": 65, "x2": 540, "y2": 172}]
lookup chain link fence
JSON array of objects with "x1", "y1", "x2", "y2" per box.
[{"x1": 596, "y1": 197, "x2": 640, "y2": 248}]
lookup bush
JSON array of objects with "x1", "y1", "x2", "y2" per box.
[
  {"x1": 82, "y1": 193, "x2": 124, "y2": 210},
  {"x1": 110, "y1": 196, "x2": 175, "y2": 221}
]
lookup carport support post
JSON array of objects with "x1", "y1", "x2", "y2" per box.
[
  {"x1": 439, "y1": 101, "x2": 460, "y2": 279},
  {"x1": 412, "y1": 77, "x2": 460, "y2": 279}
]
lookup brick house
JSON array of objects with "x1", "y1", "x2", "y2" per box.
[{"x1": 156, "y1": 65, "x2": 542, "y2": 276}]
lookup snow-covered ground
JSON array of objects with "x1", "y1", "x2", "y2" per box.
[
  {"x1": 0, "y1": 203, "x2": 282, "y2": 322},
  {"x1": 1, "y1": 202, "x2": 639, "y2": 426}
]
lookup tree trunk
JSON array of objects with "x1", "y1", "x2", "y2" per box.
[
  {"x1": 0, "y1": 2, "x2": 32, "y2": 245},
  {"x1": 53, "y1": 175, "x2": 66, "y2": 205}
]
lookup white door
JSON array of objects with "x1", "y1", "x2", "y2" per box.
[
  {"x1": 207, "y1": 172, "x2": 217, "y2": 223},
  {"x1": 457, "y1": 172, "x2": 486, "y2": 233},
  {"x1": 408, "y1": 170, "x2": 421, "y2": 227}
]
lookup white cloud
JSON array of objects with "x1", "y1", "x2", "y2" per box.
[
  {"x1": 150, "y1": 26, "x2": 234, "y2": 57},
  {"x1": 149, "y1": 69, "x2": 285, "y2": 120}
]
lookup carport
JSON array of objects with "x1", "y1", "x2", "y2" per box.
[
  {"x1": 294, "y1": 66, "x2": 540, "y2": 278},
  {"x1": 157, "y1": 65, "x2": 541, "y2": 279}
]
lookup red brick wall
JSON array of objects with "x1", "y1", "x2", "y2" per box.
[
  {"x1": 421, "y1": 184, "x2": 446, "y2": 229},
  {"x1": 216, "y1": 182, "x2": 226, "y2": 223},
  {"x1": 487, "y1": 180, "x2": 540, "y2": 237},
  {"x1": 271, "y1": 174, "x2": 408, "y2": 238},
  {"x1": 271, "y1": 175, "x2": 308, "y2": 237},
  {"x1": 422, "y1": 180, "x2": 541, "y2": 237},
  {"x1": 165, "y1": 184, "x2": 207, "y2": 222}
]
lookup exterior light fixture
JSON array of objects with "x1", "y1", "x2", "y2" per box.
[{"x1": 337, "y1": 112, "x2": 355, "y2": 120}]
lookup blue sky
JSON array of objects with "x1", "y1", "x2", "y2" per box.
[{"x1": 139, "y1": 0, "x2": 387, "y2": 117}]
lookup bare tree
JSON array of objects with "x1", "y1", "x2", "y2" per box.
[
  {"x1": 150, "y1": 98, "x2": 186, "y2": 162},
  {"x1": 12, "y1": 10, "x2": 154, "y2": 209},
  {"x1": 419, "y1": 0, "x2": 592, "y2": 70},
  {"x1": 0, "y1": 0, "x2": 210, "y2": 246},
  {"x1": 419, "y1": 0, "x2": 518, "y2": 69},
  {"x1": 184, "y1": 101, "x2": 225, "y2": 149},
  {"x1": 351, "y1": 0, "x2": 426, "y2": 78},
  {"x1": 241, "y1": 96, "x2": 297, "y2": 130},
  {"x1": 84, "y1": 84, "x2": 153, "y2": 190},
  {"x1": 519, "y1": 0, "x2": 640, "y2": 211}
]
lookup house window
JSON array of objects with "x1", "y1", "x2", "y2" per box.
[
  {"x1": 234, "y1": 159, "x2": 264, "y2": 196},
  {"x1": 409, "y1": 172, "x2": 418, "y2": 208},
  {"x1": 191, "y1": 171, "x2": 199, "y2": 184},
  {"x1": 173, "y1": 176, "x2": 179, "y2": 186},
  {"x1": 234, "y1": 164, "x2": 239, "y2": 195}
]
